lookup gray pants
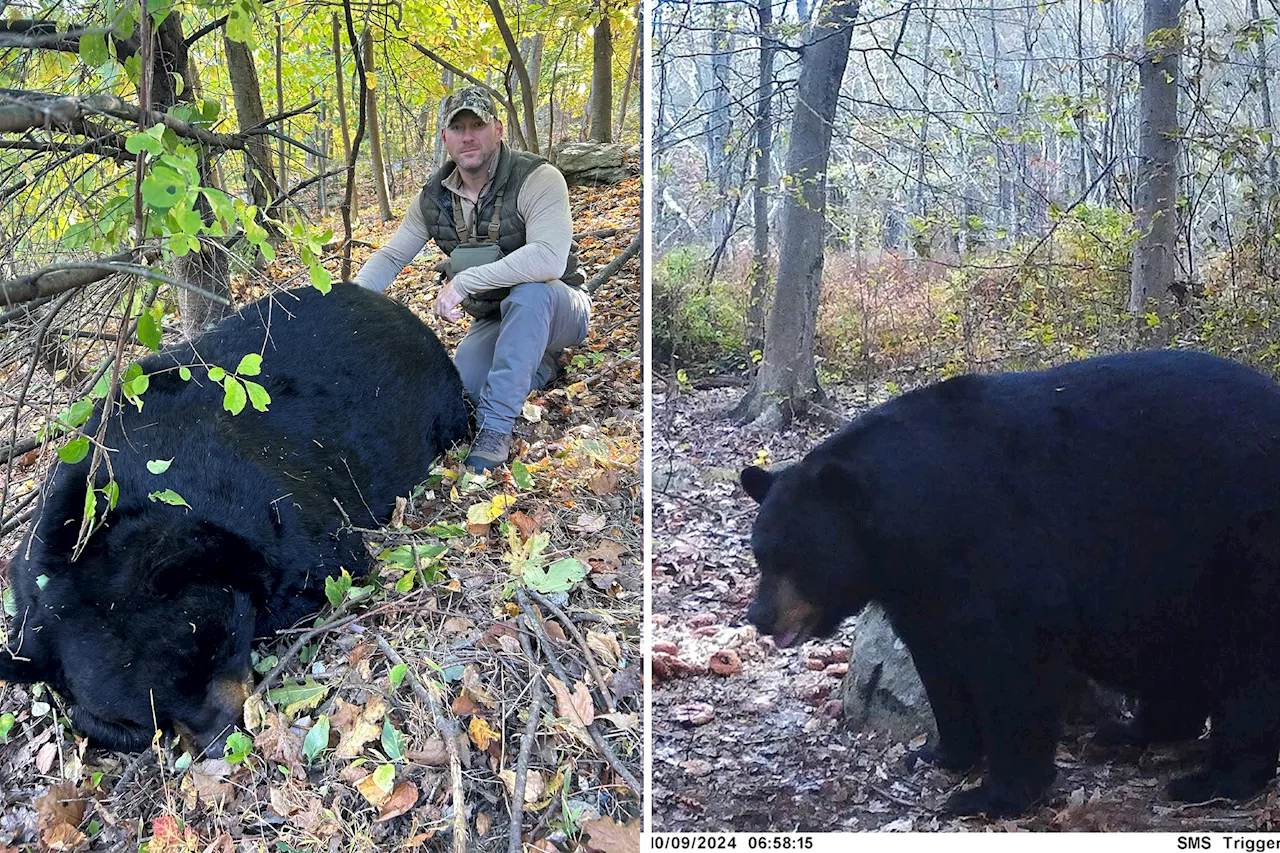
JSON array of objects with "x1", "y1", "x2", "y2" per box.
[{"x1": 454, "y1": 281, "x2": 590, "y2": 433}]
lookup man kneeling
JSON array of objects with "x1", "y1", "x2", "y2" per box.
[{"x1": 355, "y1": 85, "x2": 590, "y2": 472}]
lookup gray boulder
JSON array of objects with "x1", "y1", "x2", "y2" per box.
[
  {"x1": 551, "y1": 142, "x2": 637, "y2": 186},
  {"x1": 838, "y1": 603, "x2": 937, "y2": 741}
]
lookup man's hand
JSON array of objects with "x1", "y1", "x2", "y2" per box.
[{"x1": 434, "y1": 279, "x2": 465, "y2": 323}]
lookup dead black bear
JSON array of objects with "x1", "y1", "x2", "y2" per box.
[
  {"x1": 741, "y1": 350, "x2": 1280, "y2": 817},
  {"x1": 0, "y1": 283, "x2": 469, "y2": 753}
]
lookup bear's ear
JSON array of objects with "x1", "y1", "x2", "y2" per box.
[
  {"x1": 124, "y1": 518, "x2": 269, "y2": 600},
  {"x1": 740, "y1": 467, "x2": 775, "y2": 503},
  {"x1": 813, "y1": 458, "x2": 869, "y2": 509}
]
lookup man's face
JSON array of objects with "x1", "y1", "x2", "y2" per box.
[{"x1": 442, "y1": 111, "x2": 503, "y2": 172}]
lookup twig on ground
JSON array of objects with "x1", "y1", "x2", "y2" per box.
[
  {"x1": 517, "y1": 589, "x2": 642, "y2": 796},
  {"x1": 525, "y1": 587, "x2": 616, "y2": 711},
  {"x1": 578, "y1": 355, "x2": 640, "y2": 389},
  {"x1": 250, "y1": 598, "x2": 361, "y2": 700},
  {"x1": 110, "y1": 750, "x2": 154, "y2": 797},
  {"x1": 374, "y1": 634, "x2": 467, "y2": 853},
  {"x1": 510, "y1": 616, "x2": 548, "y2": 853}
]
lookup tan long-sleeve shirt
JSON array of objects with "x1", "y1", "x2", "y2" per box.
[{"x1": 353, "y1": 163, "x2": 573, "y2": 298}]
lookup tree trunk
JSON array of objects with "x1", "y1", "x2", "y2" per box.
[
  {"x1": 589, "y1": 6, "x2": 613, "y2": 143},
  {"x1": 275, "y1": 13, "x2": 287, "y2": 195},
  {"x1": 732, "y1": 0, "x2": 860, "y2": 429},
  {"x1": 160, "y1": 12, "x2": 229, "y2": 338},
  {"x1": 1249, "y1": 0, "x2": 1278, "y2": 242},
  {"x1": 707, "y1": 6, "x2": 731, "y2": 241},
  {"x1": 332, "y1": 13, "x2": 356, "y2": 223},
  {"x1": 912, "y1": 10, "x2": 934, "y2": 229},
  {"x1": 746, "y1": 0, "x2": 775, "y2": 360},
  {"x1": 616, "y1": 4, "x2": 640, "y2": 140},
  {"x1": 364, "y1": 34, "x2": 393, "y2": 221},
  {"x1": 224, "y1": 36, "x2": 279, "y2": 210},
  {"x1": 1128, "y1": 0, "x2": 1184, "y2": 330},
  {"x1": 486, "y1": 0, "x2": 541, "y2": 152}
]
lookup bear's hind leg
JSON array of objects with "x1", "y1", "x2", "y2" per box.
[
  {"x1": 1167, "y1": 678, "x2": 1280, "y2": 803},
  {"x1": 941, "y1": 628, "x2": 1067, "y2": 817}
]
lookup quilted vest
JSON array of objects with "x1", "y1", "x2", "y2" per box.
[{"x1": 418, "y1": 143, "x2": 585, "y2": 289}]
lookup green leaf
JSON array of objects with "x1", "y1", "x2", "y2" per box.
[
  {"x1": 236, "y1": 353, "x2": 262, "y2": 376},
  {"x1": 207, "y1": 366, "x2": 226, "y2": 381},
  {"x1": 427, "y1": 523, "x2": 467, "y2": 539},
  {"x1": 91, "y1": 373, "x2": 111, "y2": 399},
  {"x1": 79, "y1": 32, "x2": 108, "y2": 66},
  {"x1": 578, "y1": 439, "x2": 610, "y2": 461},
  {"x1": 179, "y1": 366, "x2": 192, "y2": 381},
  {"x1": 202, "y1": 188, "x2": 235, "y2": 228},
  {"x1": 103, "y1": 480, "x2": 119, "y2": 510},
  {"x1": 302, "y1": 714, "x2": 329, "y2": 764},
  {"x1": 524, "y1": 557, "x2": 587, "y2": 593},
  {"x1": 148, "y1": 489, "x2": 190, "y2": 509},
  {"x1": 223, "y1": 731, "x2": 252, "y2": 764},
  {"x1": 86, "y1": 820, "x2": 101, "y2": 838},
  {"x1": 379, "y1": 546, "x2": 416, "y2": 570},
  {"x1": 310, "y1": 264, "x2": 332, "y2": 294},
  {"x1": 137, "y1": 310, "x2": 162, "y2": 352},
  {"x1": 125, "y1": 131, "x2": 162, "y2": 157},
  {"x1": 65, "y1": 399, "x2": 94, "y2": 428},
  {"x1": 140, "y1": 166, "x2": 186, "y2": 210},
  {"x1": 226, "y1": 0, "x2": 256, "y2": 45},
  {"x1": 58, "y1": 437, "x2": 90, "y2": 464},
  {"x1": 3, "y1": 588, "x2": 16, "y2": 618},
  {"x1": 270, "y1": 678, "x2": 329, "y2": 719},
  {"x1": 324, "y1": 569, "x2": 353, "y2": 608},
  {"x1": 389, "y1": 664, "x2": 407, "y2": 688},
  {"x1": 83, "y1": 486, "x2": 96, "y2": 526},
  {"x1": 146, "y1": 458, "x2": 172, "y2": 474},
  {"x1": 244, "y1": 380, "x2": 271, "y2": 412},
  {"x1": 381, "y1": 720, "x2": 405, "y2": 761},
  {"x1": 0, "y1": 713, "x2": 14, "y2": 743},
  {"x1": 511, "y1": 459, "x2": 533, "y2": 490},
  {"x1": 372, "y1": 763, "x2": 395, "y2": 794},
  {"x1": 394, "y1": 572, "x2": 415, "y2": 593},
  {"x1": 223, "y1": 376, "x2": 247, "y2": 415},
  {"x1": 35, "y1": 574, "x2": 49, "y2": 590}
]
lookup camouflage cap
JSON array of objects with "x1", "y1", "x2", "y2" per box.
[{"x1": 443, "y1": 85, "x2": 498, "y2": 125}]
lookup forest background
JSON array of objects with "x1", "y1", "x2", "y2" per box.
[{"x1": 655, "y1": 0, "x2": 1280, "y2": 407}]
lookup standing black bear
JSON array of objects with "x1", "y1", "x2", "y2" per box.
[
  {"x1": 741, "y1": 350, "x2": 1280, "y2": 817},
  {"x1": 0, "y1": 283, "x2": 469, "y2": 753}
]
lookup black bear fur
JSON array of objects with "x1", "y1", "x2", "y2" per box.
[
  {"x1": 742, "y1": 350, "x2": 1280, "y2": 817},
  {"x1": 0, "y1": 283, "x2": 469, "y2": 752}
]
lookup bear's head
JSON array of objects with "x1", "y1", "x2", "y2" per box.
[
  {"x1": 740, "y1": 459, "x2": 875, "y2": 647},
  {"x1": 0, "y1": 515, "x2": 261, "y2": 755}
]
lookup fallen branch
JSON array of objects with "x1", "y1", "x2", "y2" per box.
[
  {"x1": 586, "y1": 233, "x2": 641, "y2": 294},
  {"x1": 517, "y1": 589, "x2": 641, "y2": 796},
  {"x1": 0, "y1": 436, "x2": 39, "y2": 466},
  {"x1": 511, "y1": 618, "x2": 548, "y2": 853},
  {"x1": 525, "y1": 587, "x2": 616, "y2": 711},
  {"x1": 374, "y1": 634, "x2": 467, "y2": 853}
]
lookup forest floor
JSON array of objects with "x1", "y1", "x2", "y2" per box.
[
  {"x1": 650, "y1": 378, "x2": 1280, "y2": 834},
  {"x1": 0, "y1": 178, "x2": 642, "y2": 853}
]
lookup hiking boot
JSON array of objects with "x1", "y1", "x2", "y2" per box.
[{"x1": 466, "y1": 428, "x2": 512, "y2": 473}]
